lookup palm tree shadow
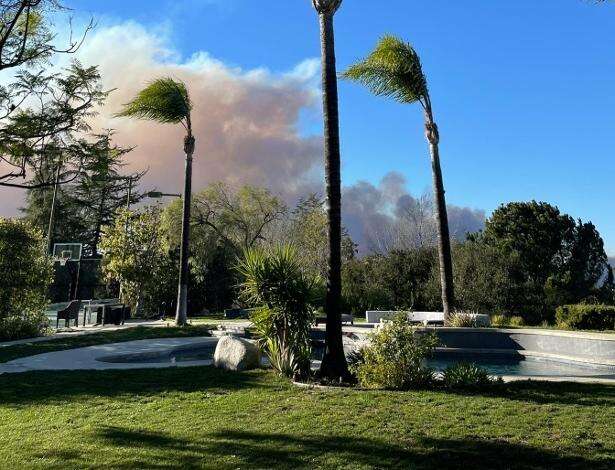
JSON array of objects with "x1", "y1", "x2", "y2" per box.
[
  {"x1": 445, "y1": 380, "x2": 615, "y2": 407},
  {"x1": 0, "y1": 366, "x2": 278, "y2": 406},
  {"x1": 87, "y1": 427, "x2": 613, "y2": 470}
]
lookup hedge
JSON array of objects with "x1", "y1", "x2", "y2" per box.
[{"x1": 555, "y1": 304, "x2": 615, "y2": 331}]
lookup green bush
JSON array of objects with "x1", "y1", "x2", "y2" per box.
[
  {"x1": 555, "y1": 304, "x2": 615, "y2": 331},
  {"x1": 441, "y1": 362, "x2": 502, "y2": 390},
  {"x1": 0, "y1": 218, "x2": 53, "y2": 341},
  {"x1": 490, "y1": 315, "x2": 525, "y2": 328},
  {"x1": 0, "y1": 313, "x2": 50, "y2": 341},
  {"x1": 238, "y1": 245, "x2": 318, "y2": 379},
  {"x1": 351, "y1": 314, "x2": 439, "y2": 390},
  {"x1": 449, "y1": 312, "x2": 478, "y2": 328}
]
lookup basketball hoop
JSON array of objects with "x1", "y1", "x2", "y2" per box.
[
  {"x1": 52, "y1": 243, "x2": 82, "y2": 266},
  {"x1": 57, "y1": 250, "x2": 72, "y2": 266}
]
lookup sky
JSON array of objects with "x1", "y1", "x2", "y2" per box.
[{"x1": 1, "y1": 0, "x2": 614, "y2": 254}]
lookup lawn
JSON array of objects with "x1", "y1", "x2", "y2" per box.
[
  {"x1": 0, "y1": 325, "x2": 214, "y2": 364},
  {"x1": 0, "y1": 366, "x2": 613, "y2": 469}
]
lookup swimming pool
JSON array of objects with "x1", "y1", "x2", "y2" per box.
[
  {"x1": 97, "y1": 337, "x2": 615, "y2": 381},
  {"x1": 98, "y1": 343, "x2": 217, "y2": 364},
  {"x1": 426, "y1": 354, "x2": 615, "y2": 378}
]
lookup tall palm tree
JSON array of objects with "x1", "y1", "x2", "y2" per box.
[
  {"x1": 343, "y1": 36, "x2": 455, "y2": 321},
  {"x1": 116, "y1": 77, "x2": 194, "y2": 326},
  {"x1": 312, "y1": 0, "x2": 349, "y2": 380}
]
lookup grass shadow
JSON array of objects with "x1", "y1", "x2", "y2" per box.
[
  {"x1": 0, "y1": 366, "x2": 281, "y2": 406},
  {"x1": 442, "y1": 380, "x2": 615, "y2": 407},
  {"x1": 85, "y1": 426, "x2": 614, "y2": 469}
]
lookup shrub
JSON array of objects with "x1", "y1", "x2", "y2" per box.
[
  {"x1": 238, "y1": 245, "x2": 318, "y2": 379},
  {"x1": 0, "y1": 218, "x2": 53, "y2": 341},
  {"x1": 0, "y1": 313, "x2": 50, "y2": 341},
  {"x1": 101, "y1": 208, "x2": 177, "y2": 317},
  {"x1": 490, "y1": 315, "x2": 525, "y2": 328},
  {"x1": 441, "y1": 362, "x2": 502, "y2": 390},
  {"x1": 346, "y1": 347, "x2": 366, "y2": 370},
  {"x1": 490, "y1": 314, "x2": 507, "y2": 327},
  {"x1": 351, "y1": 314, "x2": 439, "y2": 390},
  {"x1": 508, "y1": 316, "x2": 525, "y2": 327},
  {"x1": 449, "y1": 312, "x2": 478, "y2": 328},
  {"x1": 555, "y1": 304, "x2": 615, "y2": 331}
]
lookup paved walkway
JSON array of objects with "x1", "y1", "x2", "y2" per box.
[
  {"x1": 0, "y1": 337, "x2": 218, "y2": 374},
  {"x1": 0, "y1": 319, "x2": 169, "y2": 349}
]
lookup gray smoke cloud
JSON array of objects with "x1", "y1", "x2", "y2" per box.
[
  {"x1": 342, "y1": 171, "x2": 486, "y2": 254},
  {"x1": 0, "y1": 21, "x2": 487, "y2": 254}
]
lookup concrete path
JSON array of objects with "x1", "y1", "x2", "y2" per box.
[
  {"x1": 0, "y1": 319, "x2": 172, "y2": 349},
  {"x1": 0, "y1": 337, "x2": 218, "y2": 374}
]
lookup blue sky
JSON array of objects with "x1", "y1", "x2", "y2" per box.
[{"x1": 63, "y1": 0, "x2": 615, "y2": 253}]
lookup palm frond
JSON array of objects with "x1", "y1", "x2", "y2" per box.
[
  {"x1": 115, "y1": 77, "x2": 192, "y2": 125},
  {"x1": 312, "y1": 0, "x2": 343, "y2": 15},
  {"x1": 342, "y1": 35, "x2": 428, "y2": 105}
]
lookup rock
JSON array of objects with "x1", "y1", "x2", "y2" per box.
[{"x1": 213, "y1": 336, "x2": 260, "y2": 371}]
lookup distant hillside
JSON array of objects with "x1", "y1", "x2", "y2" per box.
[{"x1": 610, "y1": 257, "x2": 615, "y2": 269}]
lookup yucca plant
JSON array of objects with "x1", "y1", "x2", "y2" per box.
[
  {"x1": 343, "y1": 36, "x2": 455, "y2": 322},
  {"x1": 311, "y1": 0, "x2": 350, "y2": 381},
  {"x1": 116, "y1": 78, "x2": 194, "y2": 326},
  {"x1": 237, "y1": 245, "x2": 318, "y2": 379}
]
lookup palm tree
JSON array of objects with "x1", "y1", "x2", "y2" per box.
[
  {"x1": 311, "y1": 0, "x2": 349, "y2": 380},
  {"x1": 116, "y1": 78, "x2": 194, "y2": 326},
  {"x1": 343, "y1": 36, "x2": 455, "y2": 321}
]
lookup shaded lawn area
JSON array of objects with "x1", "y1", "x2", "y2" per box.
[
  {"x1": 0, "y1": 367, "x2": 613, "y2": 469},
  {"x1": 0, "y1": 325, "x2": 213, "y2": 364}
]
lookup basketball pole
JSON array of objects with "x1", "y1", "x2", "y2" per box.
[{"x1": 47, "y1": 160, "x2": 62, "y2": 254}]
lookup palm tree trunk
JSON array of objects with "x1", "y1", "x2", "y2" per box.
[
  {"x1": 318, "y1": 11, "x2": 349, "y2": 381},
  {"x1": 424, "y1": 105, "x2": 455, "y2": 321},
  {"x1": 175, "y1": 131, "x2": 195, "y2": 326}
]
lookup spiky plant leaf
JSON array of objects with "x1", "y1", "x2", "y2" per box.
[
  {"x1": 115, "y1": 77, "x2": 191, "y2": 125},
  {"x1": 342, "y1": 35, "x2": 428, "y2": 104}
]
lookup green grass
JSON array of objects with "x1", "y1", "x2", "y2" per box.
[
  {"x1": 0, "y1": 367, "x2": 613, "y2": 469},
  {"x1": 0, "y1": 325, "x2": 213, "y2": 364}
]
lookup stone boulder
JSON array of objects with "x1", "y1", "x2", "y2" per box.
[{"x1": 213, "y1": 336, "x2": 260, "y2": 371}]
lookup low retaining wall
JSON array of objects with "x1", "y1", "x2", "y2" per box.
[
  {"x1": 429, "y1": 328, "x2": 615, "y2": 363},
  {"x1": 365, "y1": 311, "x2": 490, "y2": 326}
]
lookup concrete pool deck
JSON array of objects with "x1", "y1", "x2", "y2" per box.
[
  {"x1": 0, "y1": 319, "x2": 170, "y2": 349},
  {"x1": 0, "y1": 337, "x2": 217, "y2": 374},
  {"x1": 2, "y1": 324, "x2": 615, "y2": 384}
]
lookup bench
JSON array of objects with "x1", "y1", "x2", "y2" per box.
[
  {"x1": 224, "y1": 308, "x2": 250, "y2": 319},
  {"x1": 409, "y1": 311, "x2": 445, "y2": 326},
  {"x1": 56, "y1": 300, "x2": 82, "y2": 328},
  {"x1": 315, "y1": 314, "x2": 354, "y2": 326},
  {"x1": 365, "y1": 311, "x2": 445, "y2": 325},
  {"x1": 365, "y1": 311, "x2": 403, "y2": 323}
]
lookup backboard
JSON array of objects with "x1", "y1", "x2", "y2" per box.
[{"x1": 53, "y1": 243, "x2": 83, "y2": 265}]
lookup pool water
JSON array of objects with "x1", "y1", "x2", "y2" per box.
[
  {"x1": 426, "y1": 355, "x2": 615, "y2": 378},
  {"x1": 101, "y1": 343, "x2": 615, "y2": 379},
  {"x1": 100, "y1": 345, "x2": 216, "y2": 364}
]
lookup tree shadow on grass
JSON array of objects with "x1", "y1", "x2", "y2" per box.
[
  {"x1": 0, "y1": 366, "x2": 279, "y2": 406},
  {"x1": 84, "y1": 426, "x2": 614, "y2": 470},
  {"x1": 442, "y1": 380, "x2": 615, "y2": 407}
]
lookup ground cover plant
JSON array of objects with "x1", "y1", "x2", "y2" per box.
[
  {"x1": 441, "y1": 362, "x2": 502, "y2": 390},
  {"x1": 0, "y1": 367, "x2": 613, "y2": 469},
  {"x1": 351, "y1": 314, "x2": 439, "y2": 390}
]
